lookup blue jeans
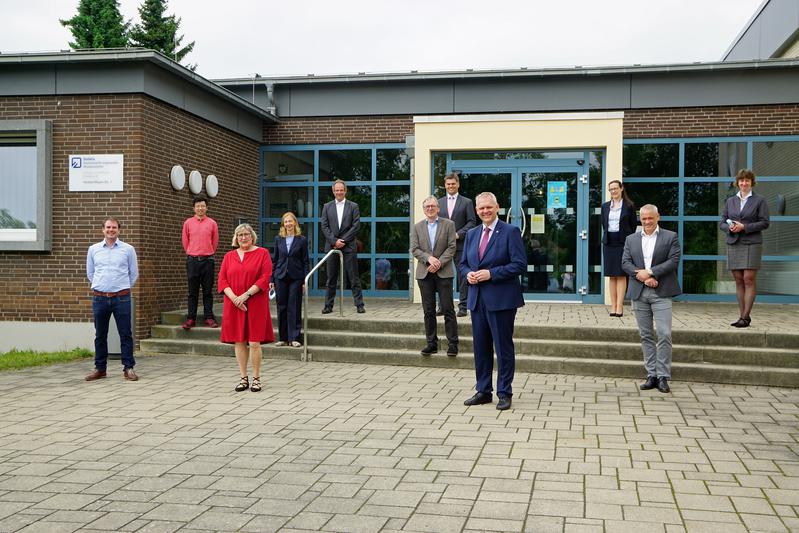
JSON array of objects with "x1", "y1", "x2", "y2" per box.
[{"x1": 92, "y1": 294, "x2": 135, "y2": 371}]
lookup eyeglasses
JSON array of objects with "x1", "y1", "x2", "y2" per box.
[
  {"x1": 237, "y1": 233, "x2": 252, "y2": 238},
  {"x1": 423, "y1": 205, "x2": 438, "y2": 209},
  {"x1": 608, "y1": 187, "x2": 621, "y2": 192}
]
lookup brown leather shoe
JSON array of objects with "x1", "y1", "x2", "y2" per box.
[
  {"x1": 85, "y1": 369, "x2": 107, "y2": 381},
  {"x1": 123, "y1": 368, "x2": 139, "y2": 381}
]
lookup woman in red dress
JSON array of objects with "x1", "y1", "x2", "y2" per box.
[{"x1": 218, "y1": 223, "x2": 274, "y2": 392}]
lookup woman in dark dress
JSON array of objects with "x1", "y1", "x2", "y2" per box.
[
  {"x1": 720, "y1": 169, "x2": 770, "y2": 328},
  {"x1": 270, "y1": 212, "x2": 310, "y2": 347},
  {"x1": 601, "y1": 180, "x2": 637, "y2": 316}
]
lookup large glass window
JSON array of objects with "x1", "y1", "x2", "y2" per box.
[
  {"x1": 684, "y1": 142, "x2": 746, "y2": 177},
  {"x1": 0, "y1": 142, "x2": 36, "y2": 233},
  {"x1": 319, "y1": 149, "x2": 371, "y2": 181},
  {"x1": 261, "y1": 144, "x2": 411, "y2": 297},
  {"x1": 263, "y1": 150, "x2": 313, "y2": 182},
  {"x1": 0, "y1": 120, "x2": 51, "y2": 251},
  {"x1": 623, "y1": 144, "x2": 678, "y2": 178},
  {"x1": 624, "y1": 136, "x2": 799, "y2": 302},
  {"x1": 753, "y1": 141, "x2": 799, "y2": 176}
]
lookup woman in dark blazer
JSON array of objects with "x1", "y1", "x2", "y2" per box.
[
  {"x1": 720, "y1": 169, "x2": 770, "y2": 328},
  {"x1": 270, "y1": 212, "x2": 310, "y2": 347},
  {"x1": 601, "y1": 180, "x2": 637, "y2": 317}
]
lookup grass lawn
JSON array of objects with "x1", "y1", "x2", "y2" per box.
[{"x1": 0, "y1": 348, "x2": 93, "y2": 371}]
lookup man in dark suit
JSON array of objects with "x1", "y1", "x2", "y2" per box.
[
  {"x1": 439, "y1": 173, "x2": 477, "y2": 317},
  {"x1": 459, "y1": 192, "x2": 526, "y2": 411},
  {"x1": 621, "y1": 204, "x2": 681, "y2": 394},
  {"x1": 320, "y1": 179, "x2": 364, "y2": 313},
  {"x1": 410, "y1": 196, "x2": 458, "y2": 356}
]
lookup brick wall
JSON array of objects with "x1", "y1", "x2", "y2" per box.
[
  {"x1": 263, "y1": 115, "x2": 414, "y2": 144},
  {"x1": 264, "y1": 105, "x2": 799, "y2": 145},
  {"x1": 0, "y1": 94, "x2": 259, "y2": 345},
  {"x1": 624, "y1": 104, "x2": 799, "y2": 138}
]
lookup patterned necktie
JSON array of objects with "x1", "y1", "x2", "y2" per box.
[{"x1": 478, "y1": 226, "x2": 491, "y2": 260}]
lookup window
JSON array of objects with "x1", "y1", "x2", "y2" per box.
[
  {"x1": 261, "y1": 144, "x2": 411, "y2": 297},
  {"x1": 623, "y1": 137, "x2": 799, "y2": 302},
  {"x1": 0, "y1": 120, "x2": 51, "y2": 251}
]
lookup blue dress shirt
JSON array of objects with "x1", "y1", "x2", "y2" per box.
[
  {"x1": 87, "y1": 239, "x2": 139, "y2": 291},
  {"x1": 427, "y1": 218, "x2": 439, "y2": 249}
]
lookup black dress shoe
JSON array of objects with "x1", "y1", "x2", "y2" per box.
[
  {"x1": 732, "y1": 317, "x2": 751, "y2": 328},
  {"x1": 456, "y1": 309, "x2": 468, "y2": 317},
  {"x1": 496, "y1": 397, "x2": 512, "y2": 410},
  {"x1": 463, "y1": 392, "x2": 492, "y2": 406},
  {"x1": 639, "y1": 376, "x2": 657, "y2": 390},
  {"x1": 657, "y1": 377, "x2": 670, "y2": 393},
  {"x1": 322, "y1": 307, "x2": 333, "y2": 314},
  {"x1": 420, "y1": 344, "x2": 438, "y2": 356},
  {"x1": 446, "y1": 346, "x2": 458, "y2": 357},
  {"x1": 356, "y1": 306, "x2": 366, "y2": 314}
]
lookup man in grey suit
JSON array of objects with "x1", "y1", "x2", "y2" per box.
[
  {"x1": 320, "y1": 179, "x2": 364, "y2": 313},
  {"x1": 411, "y1": 196, "x2": 459, "y2": 356},
  {"x1": 621, "y1": 204, "x2": 681, "y2": 393},
  {"x1": 438, "y1": 173, "x2": 477, "y2": 317}
]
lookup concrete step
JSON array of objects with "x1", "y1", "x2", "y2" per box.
[
  {"x1": 158, "y1": 310, "x2": 798, "y2": 349},
  {"x1": 140, "y1": 341, "x2": 799, "y2": 388},
  {"x1": 140, "y1": 337, "x2": 799, "y2": 387},
  {"x1": 147, "y1": 325, "x2": 799, "y2": 368}
]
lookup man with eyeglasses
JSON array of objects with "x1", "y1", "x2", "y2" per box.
[{"x1": 410, "y1": 196, "x2": 458, "y2": 356}]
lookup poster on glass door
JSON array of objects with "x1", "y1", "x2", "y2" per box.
[{"x1": 547, "y1": 181, "x2": 567, "y2": 209}]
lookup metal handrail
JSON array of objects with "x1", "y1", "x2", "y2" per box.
[{"x1": 302, "y1": 249, "x2": 344, "y2": 362}]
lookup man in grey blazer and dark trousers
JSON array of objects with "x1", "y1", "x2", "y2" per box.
[
  {"x1": 622, "y1": 204, "x2": 681, "y2": 393},
  {"x1": 320, "y1": 179, "x2": 365, "y2": 313},
  {"x1": 438, "y1": 173, "x2": 477, "y2": 317},
  {"x1": 411, "y1": 196, "x2": 458, "y2": 356}
]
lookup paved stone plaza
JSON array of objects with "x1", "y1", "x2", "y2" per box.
[{"x1": 0, "y1": 355, "x2": 798, "y2": 532}]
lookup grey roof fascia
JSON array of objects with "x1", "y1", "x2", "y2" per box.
[
  {"x1": 213, "y1": 57, "x2": 799, "y2": 86},
  {"x1": 0, "y1": 49, "x2": 277, "y2": 123}
]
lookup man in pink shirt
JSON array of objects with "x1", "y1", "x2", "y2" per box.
[{"x1": 182, "y1": 196, "x2": 219, "y2": 329}]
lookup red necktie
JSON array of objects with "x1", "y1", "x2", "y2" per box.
[{"x1": 478, "y1": 226, "x2": 491, "y2": 260}]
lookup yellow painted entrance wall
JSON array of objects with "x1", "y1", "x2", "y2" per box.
[{"x1": 411, "y1": 112, "x2": 624, "y2": 304}]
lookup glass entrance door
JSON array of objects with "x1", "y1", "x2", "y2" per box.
[
  {"x1": 452, "y1": 165, "x2": 589, "y2": 302},
  {"x1": 519, "y1": 169, "x2": 583, "y2": 300}
]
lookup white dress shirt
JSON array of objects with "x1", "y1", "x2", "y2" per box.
[
  {"x1": 641, "y1": 226, "x2": 660, "y2": 271},
  {"x1": 737, "y1": 190, "x2": 752, "y2": 211},
  {"x1": 608, "y1": 201, "x2": 622, "y2": 232},
  {"x1": 335, "y1": 200, "x2": 345, "y2": 228}
]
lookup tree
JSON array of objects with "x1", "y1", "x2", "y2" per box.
[
  {"x1": 60, "y1": 0, "x2": 130, "y2": 49},
  {"x1": 129, "y1": 0, "x2": 195, "y2": 69}
]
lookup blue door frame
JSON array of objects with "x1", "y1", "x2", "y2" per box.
[{"x1": 446, "y1": 158, "x2": 598, "y2": 303}]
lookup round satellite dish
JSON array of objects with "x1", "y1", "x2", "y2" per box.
[
  {"x1": 170, "y1": 165, "x2": 185, "y2": 190},
  {"x1": 188, "y1": 170, "x2": 203, "y2": 194},
  {"x1": 206, "y1": 174, "x2": 219, "y2": 198}
]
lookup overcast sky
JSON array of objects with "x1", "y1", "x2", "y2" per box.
[{"x1": 3, "y1": 0, "x2": 764, "y2": 79}]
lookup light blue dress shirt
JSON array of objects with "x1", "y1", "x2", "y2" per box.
[
  {"x1": 87, "y1": 239, "x2": 139, "y2": 292},
  {"x1": 427, "y1": 218, "x2": 439, "y2": 249},
  {"x1": 285, "y1": 235, "x2": 294, "y2": 252}
]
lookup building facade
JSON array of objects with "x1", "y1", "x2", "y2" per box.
[{"x1": 2, "y1": 2, "x2": 799, "y2": 350}]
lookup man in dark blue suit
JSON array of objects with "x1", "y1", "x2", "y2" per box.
[{"x1": 459, "y1": 192, "x2": 526, "y2": 410}]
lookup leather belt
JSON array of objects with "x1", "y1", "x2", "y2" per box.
[
  {"x1": 93, "y1": 289, "x2": 130, "y2": 297},
  {"x1": 188, "y1": 255, "x2": 214, "y2": 260}
]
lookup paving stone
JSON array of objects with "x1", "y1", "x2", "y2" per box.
[
  {"x1": 140, "y1": 503, "x2": 208, "y2": 522},
  {"x1": 1, "y1": 355, "x2": 798, "y2": 533},
  {"x1": 404, "y1": 513, "x2": 467, "y2": 532},
  {"x1": 325, "y1": 513, "x2": 388, "y2": 533}
]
